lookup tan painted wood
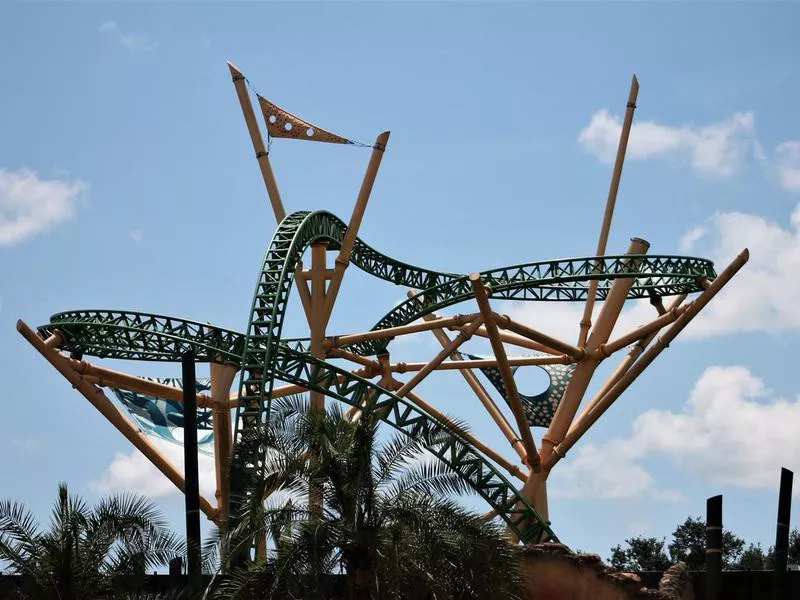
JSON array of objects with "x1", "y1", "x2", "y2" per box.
[
  {"x1": 548, "y1": 249, "x2": 749, "y2": 468},
  {"x1": 419, "y1": 308, "x2": 528, "y2": 463},
  {"x1": 309, "y1": 242, "x2": 328, "y2": 414},
  {"x1": 393, "y1": 317, "x2": 485, "y2": 398},
  {"x1": 541, "y1": 238, "x2": 649, "y2": 465},
  {"x1": 470, "y1": 274, "x2": 541, "y2": 472},
  {"x1": 326, "y1": 348, "x2": 382, "y2": 373},
  {"x1": 389, "y1": 355, "x2": 572, "y2": 373},
  {"x1": 494, "y1": 316, "x2": 585, "y2": 361},
  {"x1": 64, "y1": 357, "x2": 217, "y2": 408},
  {"x1": 449, "y1": 323, "x2": 563, "y2": 355},
  {"x1": 597, "y1": 305, "x2": 687, "y2": 357},
  {"x1": 210, "y1": 362, "x2": 237, "y2": 518},
  {"x1": 578, "y1": 75, "x2": 640, "y2": 347},
  {"x1": 324, "y1": 132, "x2": 391, "y2": 327},
  {"x1": 18, "y1": 320, "x2": 219, "y2": 522},
  {"x1": 324, "y1": 313, "x2": 479, "y2": 348}
]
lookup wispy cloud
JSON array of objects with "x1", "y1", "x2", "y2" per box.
[
  {"x1": 0, "y1": 167, "x2": 86, "y2": 246},
  {"x1": 99, "y1": 21, "x2": 157, "y2": 52},
  {"x1": 775, "y1": 141, "x2": 800, "y2": 192},
  {"x1": 129, "y1": 229, "x2": 143, "y2": 244}
]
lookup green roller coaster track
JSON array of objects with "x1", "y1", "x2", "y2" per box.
[{"x1": 39, "y1": 210, "x2": 716, "y2": 544}]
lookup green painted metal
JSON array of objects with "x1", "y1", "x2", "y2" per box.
[{"x1": 39, "y1": 209, "x2": 718, "y2": 545}]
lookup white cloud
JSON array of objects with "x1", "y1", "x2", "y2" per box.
[
  {"x1": 579, "y1": 111, "x2": 757, "y2": 177},
  {"x1": 683, "y1": 203, "x2": 800, "y2": 337},
  {"x1": 8, "y1": 435, "x2": 41, "y2": 452},
  {"x1": 776, "y1": 141, "x2": 800, "y2": 191},
  {"x1": 679, "y1": 226, "x2": 707, "y2": 252},
  {"x1": 0, "y1": 168, "x2": 86, "y2": 246},
  {"x1": 99, "y1": 21, "x2": 157, "y2": 52},
  {"x1": 129, "y1": 229, "x2": 143, "y2": 243},
  {"x1": 551, "y1": 366, "x2": 800, "y2": 499},
  {"x1": 91, "y1": 437, "x2": 217, "y2": 502}
]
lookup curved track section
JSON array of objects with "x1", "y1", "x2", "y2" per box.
[
  {"x1": 41, "y1": 209, "x2": 719, "y2": 545},
  {"x1": 38, "y1": 311, "x2": 555, "y2": 543}
]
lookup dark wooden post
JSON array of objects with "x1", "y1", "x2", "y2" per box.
[
  {"x1": 773, "y1": 468, "x2": 794, "y2": 600},
  {"x1": 706, "y1": 495, "x2": 722, "y2": 600},
  {"x1": 182, "y1": 351, "x2": 201, "y2": 588}
]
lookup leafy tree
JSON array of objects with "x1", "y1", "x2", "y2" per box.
[
  {"x1": 668, "y1": 517, "x2": 744, "y2": 570},
  {"x1": 0, "y1": 483, "x2": 182, "y2": 600},
  {"x1": 737, "y1": 543, "x2": 768, "y2": 570},
  {"x1": 212, "y1": 395, "x2": 522, "y2": 599},
  {"x1": 608, "y1": 537, "x2": 671, "y2": 572}
]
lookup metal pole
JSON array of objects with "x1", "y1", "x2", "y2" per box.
[
  {"x1": 773, "y1": 468, "x2": 794, "y2": 600},
  {"x1": 706, "y1": 495, "x2": 723, "y2": 600},
  {"x1": 182, "y1": 351, "x2": 201, "y2": 588}
]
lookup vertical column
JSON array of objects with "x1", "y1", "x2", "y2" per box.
[
  {"x1": 309, "y1": 242, "x2": 328, "y2": 517},
  {"x1": 706, "y1": 495, "x2": 723, "y2": 600},
  {"x1": 773, "y1": 468, "x2": 794, "y2": 600},
  {"x1": 210, "y1": 362, "x2": 238, "y2": 522},
  {"x1": 182, "y1": 351, "x2": 201, "y2": 588}
]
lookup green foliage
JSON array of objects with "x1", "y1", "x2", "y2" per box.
[
  {"x1": 609, "y1": 537, "x2": 671, "y2": 572},
  {"x1": 0, "y1": 483, "x2": 182, "y2": 600},
  {"x1": 211, "y1": 396, "x2": 522, "y2": 599},
  {"x1": 668, "y1": 517, "x2": 744, "y2": 570}
]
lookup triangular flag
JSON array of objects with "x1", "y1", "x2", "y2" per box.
[{"x1": 258, "y1": 95, "x2": 352, "y2": 144}]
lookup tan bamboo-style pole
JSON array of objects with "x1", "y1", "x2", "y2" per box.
[
  {"x1": 309, "y1": 242, "x2": 328, "y2": 413},
  {"x1": 347, "y1": 353, "x2": 393, "y2": 423},
  {"x1": 228, "y1": 61, "x2": 313, "y2": 322},
  {"x1": 578, "y1": 75, "x2": 640, "y2": 348},
  {"x1": 596, "y1": 304, "x2": 687, "y2": 357},
  {"x1": 17, "y1": 320, "x2": 219, "y2": 521},
  {"x1": 210, "y1": 362, "x2": 237, "y2": 518},
  {"x1": 548, "y1": 249, "x2": 749, "y2": 468},
  {"x1": 324, "y1": 313, "x2": 479, "y2": 349},
  {"x1": 63, "y1": 357, "x2": 218, "y2": 408},
  {"x1": 470, "y1": 274, "x2": 541, "y2": 472},
  {"x1": 494, "y1": 316, "x2": 585, "y2": 361},
  {"x1": 449, "y1": 323, "x2": 563, "y2": 355},
  {"x1": 326, "y1": 348, "x2": 382, "y2": 372},
  {"x1": 576, "y1": 295, "x2": 686, "y2": 423},
  {"x1": 541, "y1": 238, "x2": 649, "y2": 464},
  {"x1": 323, "y1": 131, "x2": 391, "y2": 327},
  {"x1": 388, "y1": 355, "x2": 571, "y2": 373},
  {"x1": 397, "y1": 386, "x2": 527, "y2": 482},
  {"x1": 228, "y1": 61, "x2": 286, "y2": 223},
  {"x1": 393, "y1": 317, "x2": 485, "y2": 398},
  {"x1": 420, "y1": 311, "x2": 528, "y2": 463}
]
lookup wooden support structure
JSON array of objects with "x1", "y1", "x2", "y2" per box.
[
  {"x1": 389, "y1": 354, "x2": 571, "y2": 373},
  {"x1": 323, "y1": 131, "x2": 391, "y2": 327},
  {"x1": 541, "y1": 238, "x2": 649, "y2": 465},
  {"x1": 309, "y1": 242, "x2": 328, "y2": 413},
  {"x1": 578, "y1": 75, "x2": 640, "y2": 347},
  {"x1": 17, "y1": 320, "x2": 219, "y2": 522},
  {"x1": 325, "y1": 313, "x2": 479, "y2": 349},
  {"x1": 210, "y1": 362, "x2": 237, "y2": 519},
  {"x1": 420, "y1": 309, "x2": 528, "y2": 463},
  {"x1": 495, "y1": 315, "x2": 585, "y2": 361},
  {"x1": 393, "y1": 317, "x2": 485, "y2": 398},
  {"x1": 597, "y1": 304, "x2": 687, "y2": 357},
  {"x1": 706, "y1": 495, "x2": 723, "y2": 600},
  {"x1": 448, "y1": 322, "x2": 563, "y2": 355},
  {"x1": 470, "y1": 274, "x2": 541, "y2": 472},
  {"x1": 547, "y1": 249, "x2": 749, "y2": 468}
]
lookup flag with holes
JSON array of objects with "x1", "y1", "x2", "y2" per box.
[{"x1": 257, "y1": 95, "x2": 354, "y2": 144}]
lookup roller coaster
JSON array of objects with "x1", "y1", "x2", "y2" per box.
[{"x1": 18, "y1": 65, "x2": 748, "y2": 548}]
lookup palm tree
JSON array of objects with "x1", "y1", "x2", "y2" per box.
[
  {"x1": 211, "y1": 395, "x2": 522, "y2": 600},
  {"x1": 0, "y1": 483, "x2": 182, "y2": 600}
]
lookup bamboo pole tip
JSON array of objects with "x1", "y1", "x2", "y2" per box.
[
  {"x1": 740, "y1": 248, "x2": 750, "y2": 262},
  {"x1": 630, "y1": 237, "x2": 650, "y2": 251},
  {"x1": 16, "y1": 319, "x2": 26, "y2": 332},
  {"x1": 227, "y1": 60, "x2": 243, "y2": 76},
  {"x1": 469, "y1": 272, "x2": 482, "y2": 283},
  {"x1": 630, "y1": 74, "x2": 640, "y2": 98}
]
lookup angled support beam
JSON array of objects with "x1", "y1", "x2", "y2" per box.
[
  {"x1": 494, "y1": 315, "x2": 585, "y2": 361},
  {"x1": 393, "y1": 316, "x2": 485, "y2": 398},
  {"x1": 389, "y1": 355, "x2": 572, "y2": 373},
  {"x1": 17, "y1": 320, "x2": 219, "y2": 522},
  {"x1": 578, "y1": 75, "x2": 640, "y2": 347},
  {"x1": 324, "y1": 313, "x2": 479, "y2": 349},
  {"x1": 448, "y1": 323, "x2": 563, "y2": 355},
  {"x1": 470, "y1": 274, "x2": 541, "y2": 472},
  {"x1": 596, "y1": 303, "x2": 687, "y2": 358},
  {"x1": 419, "y1": 308, "x2": 528, "y2": 464},
  {"x1": 394, "y1": 384, "x2": 527, "y2": 483},
  {"x1": 326, "y1": 348, "x2": 382, "y2": 373},
  {"x1": 548, "y1": 249, "x2": 749, "y2": 468},
  {"x1": 210, "y1": 362, "x2": 238, "y2": 519},
  {"x1": 323, "y1": 132, "x2": 391, "y2": 328},
  {"x1": 541, "y1": 237, "x2": 649, "y2": 464}
]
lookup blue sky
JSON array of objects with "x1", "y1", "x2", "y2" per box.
[{"x1": 2, "y1": 1, "x2": 799, "y2": 560}]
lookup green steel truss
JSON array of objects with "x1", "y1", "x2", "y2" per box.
[{"x1": 39, "y1": 209, "x2": 718, "y2": 544}]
